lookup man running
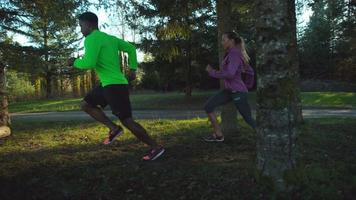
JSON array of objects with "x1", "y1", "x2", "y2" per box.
[{"x1": 68, "y1": 12, "x2": 165, "y2": 161}]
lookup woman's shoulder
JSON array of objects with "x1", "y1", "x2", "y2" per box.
[
  {"x1": 229, "y1": 47, "x2": 242, "y2": 55},
  {"x1": 227, "y1": 48, "x2": 243, "y2": 61}
]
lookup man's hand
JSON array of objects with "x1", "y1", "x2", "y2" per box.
[
  {"x1": 206, "y1": 64, "x2": 213, "y2": 72},
  {"x1": 128, "y1": 70, "x2": 137, "y2": 81},
  {"x1": 67, "y1": 57, "x2": 76, "y2": 66}
]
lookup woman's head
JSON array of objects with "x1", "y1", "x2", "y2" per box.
[
  {"x1": 222, "y1": 32, "x2": 241, "y2": 49},
  {"x1": 221, "y1": 32, "x2": 237, "y2": 50},
  {"x1": 222, "y1": 31, "x2": 250, "y2": 65}
]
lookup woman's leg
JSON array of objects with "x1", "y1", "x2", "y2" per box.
[
  {"x1": 204, "y1": 90, "x2": 232, "y2": 137},
  {"x1": 232, "y1": 92, "x2": 256, "y2": 129}
]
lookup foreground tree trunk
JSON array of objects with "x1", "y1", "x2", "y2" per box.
[
  {"x1": 0, "y1": 62, "x2": 11, "y2": 138},
  {"x1": 217, "y1": 0, "x2": 238, "y2": 133},
  {"x1": 255, "y1": 0, "x2": 303, "y2": 191}
]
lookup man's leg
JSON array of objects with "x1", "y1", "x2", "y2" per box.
[
  {"x1": 104, "y1": 84, "x2": 164, "y2": 160},
  {"x1": 121, "y1": 117, "x2": 159, "y2": 148},
  {"x1": 81, "y1": 100, "x2": 120, "y2": 131},
  {"x1": 81, "y1": 85, "x2": 121, "y2": 132},
  {"x1": 104, "y1": 85, "x2": 160, "y2": 148},
  {"x1": 120, "y1": 117, "x2": 164, "y2": 161}
]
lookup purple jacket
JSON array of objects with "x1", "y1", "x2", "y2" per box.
[{"x1": 209, "y1": 47, "x2": 254, "y2": 92}]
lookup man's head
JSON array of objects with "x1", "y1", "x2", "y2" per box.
[{"x1": 78, "y1": 12, "x2": 98, "y2": 37}]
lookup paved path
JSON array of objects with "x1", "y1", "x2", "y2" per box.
[{"x1": 10, "y1": 109, "x2": 356, "y2": 121}]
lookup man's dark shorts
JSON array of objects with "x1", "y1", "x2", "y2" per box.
[{"x1": 84, "y1": 84, "x2": 132, "y2": 121}]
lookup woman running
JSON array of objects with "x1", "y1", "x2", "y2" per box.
[{"x1": 203, "y1": 31, "x2": 256, "y2": 142}]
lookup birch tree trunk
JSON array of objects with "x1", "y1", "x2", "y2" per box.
[{"x1": 255, "y1": 0, "x2": 303, "y2": 190}]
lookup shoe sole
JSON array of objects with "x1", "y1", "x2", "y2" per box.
[
  {"x1": 103, "y1": 130, "x2": 123, "y2": 145},
  {"x1": 146, "y1": 148, "x2": 165, "y2": 161}
]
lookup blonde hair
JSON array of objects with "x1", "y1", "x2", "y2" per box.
[{"x1": 239, "y1": 37, "x2": 250, "y2": 65}]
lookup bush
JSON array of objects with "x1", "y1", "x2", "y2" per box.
[{"x1": 6, "y1": 70, "x2": 35, "y2": 101}]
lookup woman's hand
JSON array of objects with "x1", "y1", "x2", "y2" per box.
[{"x1": 206, "y1": 64, "x2": 213, "y2": 72}]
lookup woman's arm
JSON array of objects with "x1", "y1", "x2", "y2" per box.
[{"x1": 208, "y1": 53, "x2": 242, "y2": 79}]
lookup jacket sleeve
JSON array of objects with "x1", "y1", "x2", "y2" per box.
[
  {"x1": 74, "y1": 37, "x2": 100, "y2": 69},
  {"x1": 209, "y1": 53, "x2": 242, "y2": 79},
  {"x1": 117, "y1": 38, "x2": 138, "y2": 71}
]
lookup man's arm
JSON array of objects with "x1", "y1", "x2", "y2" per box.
[
  {"x1": 73, "y1": 37, "x2": 100, "y2": 69},
  {"x1": 117, "y1": 38, "x2": 138, "y2": 71}
]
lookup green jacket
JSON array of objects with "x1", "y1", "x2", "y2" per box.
[{"x1": 74, "y1": 30, "x2": 137, "y2": 86}]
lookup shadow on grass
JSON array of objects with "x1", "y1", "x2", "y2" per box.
[
  {"x1": 0, "y1": 119, "x2": 266, "y2": 200},
  {"x1": 0, "y1": 118, "x2": 355, "y2": 200}
]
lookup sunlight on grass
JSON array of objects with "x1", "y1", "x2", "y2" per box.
[
  {"x1": 302, "y1": 92, "x2": 356, "y2": 108},
  {"x1": 9, "y1": 92, "x2": 356, "y2": 113},
  {"x1": 0, "y1": 118, "x2": 214, "y2": 180},
  {"x1": 0, "y1": 119, "x2": 209, "y2": 157}
]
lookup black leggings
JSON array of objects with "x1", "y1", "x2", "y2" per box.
[{"x1": 204, "y1": 90, "x2": 256, "y2": 129}]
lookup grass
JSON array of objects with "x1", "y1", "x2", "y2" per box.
[
  {"x1": 8, "y1": 91, "x2": 356, "y2": 113},
  {"x1": 0, "y1": 118, "x2": 355, "y2": 199},
  {"x1": 301, "y1": 92, "x2": 356, "y2": 108}
]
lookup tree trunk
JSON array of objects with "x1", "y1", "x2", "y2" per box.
[
  {"x1": 0, "y1": 63, "x2": 11, "y2": 138},
  {"x1": 217, "y1": 0, "x2": 238, "y2": 133},
  {"x1": 185, "y1": 39, "x2": 192, "y2": 97},
  {"x1": 86, "y1": 72, "x2": 91, "y2": 92},
  {"x1": 91, "y1": 70, "x2": 97, "y2": 88},
  {"x1": 43, "y1": 28, "x2": 52, "y2": 98},
  {"x1": 72, "y1": 75, "x2": 81, "y2": 97},
  {"x1": 34, "y1": 76, "x2": 43, "y2": 99},
  {"x1": 79, "y1": 74, "x2": 84, "y2": 96},
  {"x1": 52, "y1": 75, "x2": 59, "y2": 98},
  {"x1": 58, "y1": 74, "x2": 63, "y2": 96},
  {"x1": 86, "y1": 71, "x2": 92, "y2": 91},
  {"x1": 255, "y1": 0, "x2": 303, "y2": 191},
  {"x1": 45, "y1": 72, "x2": 52, "y2": 98}
]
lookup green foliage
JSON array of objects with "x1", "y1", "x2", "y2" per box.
[
  {"x1": 6, "y1": 70, "x2": 35, "y2": 101},
  {"x1": 124, "y1": 0, "x2": 259, "y2": 92},
  {"x1": 0, "y1": 0, "x2": 90, "y2": 97},
  {"x1": 299, "y1": 0, "x2": 356, "y2": 81},
  {"x1": 126, "y1": 0, "x2": 219, "y2": 92},
  {"x1": 139, "y1": 63, "x2": 162, "y2": 90}
]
